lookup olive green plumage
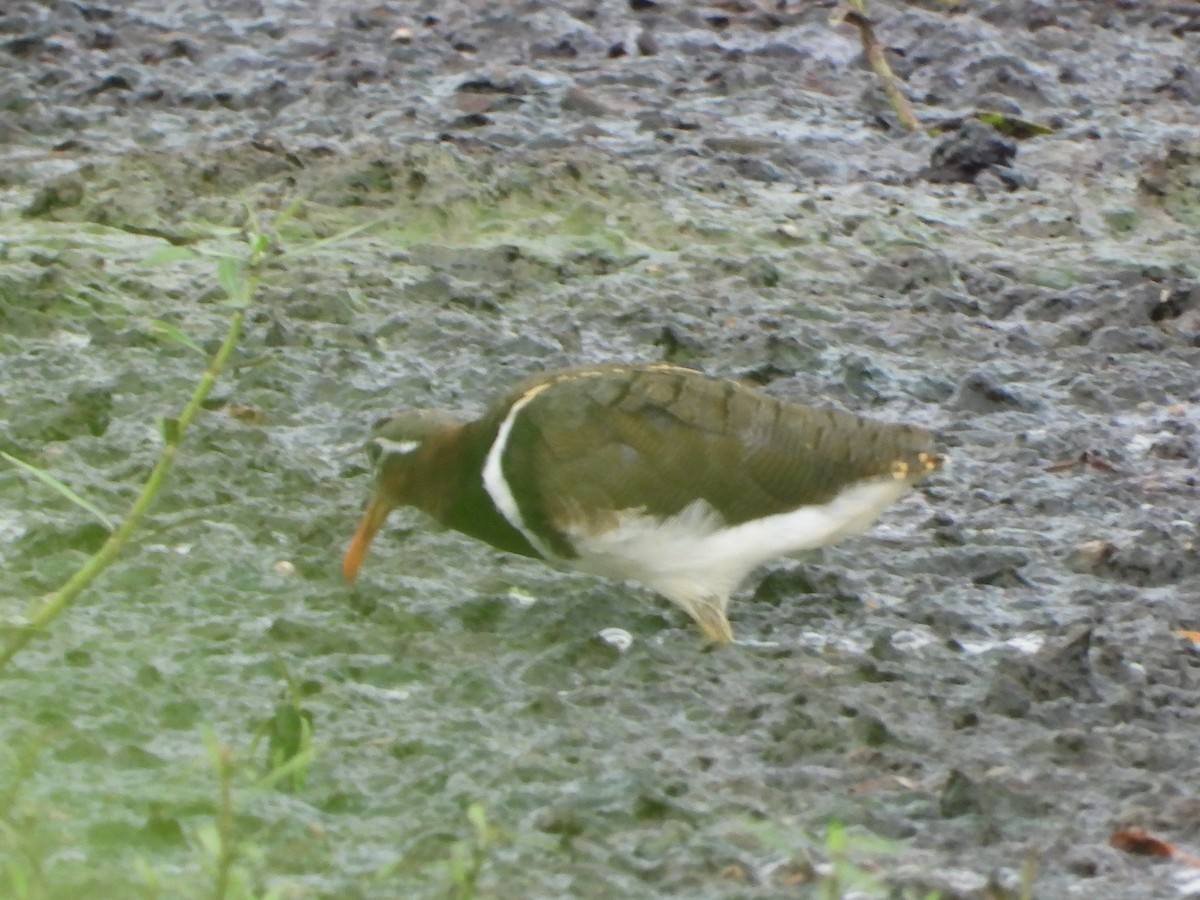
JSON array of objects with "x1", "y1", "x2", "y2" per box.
[{"x1": 486, "y1": 364, "x2": 936, "y2": 536}]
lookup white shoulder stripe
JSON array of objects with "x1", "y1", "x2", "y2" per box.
[{"x1": 481, "y1": 383, "x2": 556, "y2": 559}]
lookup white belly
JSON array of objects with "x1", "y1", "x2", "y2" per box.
[{"x1": 566, "y1": 476, "x2": 915, "y2": 607}]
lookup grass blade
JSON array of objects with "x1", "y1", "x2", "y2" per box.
[
  {"x1": 149, "y1": 319, "x2": 206, "y2": 354},
  {"x1": 141, "y1": 246, "x2": 198, "y2": 267},
  {"x1": 217, "y1": 257, "x2": 244, "y2": 305},
  {"x1": 0, "y1": 451, "x2": 115, "y2": 531},
  {"x1": 285, "y1": 216, "x2": 388, "y2": 260}
]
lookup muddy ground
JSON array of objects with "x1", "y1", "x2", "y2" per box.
[{"x1": 2, "y1": 1, "x2": 1200, "y2": 898}]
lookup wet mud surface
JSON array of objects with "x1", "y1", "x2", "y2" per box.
[{"x1": 2, "y1": 1, "x2": 1200, "y2": 897}]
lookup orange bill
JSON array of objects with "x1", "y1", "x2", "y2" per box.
[{"x1": 342, "y1": 495, "x2": 393, "y2": 582}]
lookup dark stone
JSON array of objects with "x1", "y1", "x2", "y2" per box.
[
  {"x1": 923, "y1": 120, "x2": 1018, "y2": 184},
  {"x1": 939, "y1": 769, "x2": 984, "y2": 817},
  {"x1": 1010, "y1": 627, "x2": 1098, "y2": 704},
  {"x1": 951, "y1": 371, "x2": 1038, "y2": 413}
]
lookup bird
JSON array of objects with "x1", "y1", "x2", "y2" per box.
[{"x1": 343, "y1": 363, "x2": 943, "y2": 643}]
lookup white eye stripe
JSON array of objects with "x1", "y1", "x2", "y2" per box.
[{"x1": 371, "y1": 437, "x2": 421, "y2": 458}]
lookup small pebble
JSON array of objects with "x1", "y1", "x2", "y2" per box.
[
  {"x1": 506, "y1": 587, "x2": 538, "y2": 607},
  {"x1": 598, "y1": 627, "x2": 633, "y2": 652},
  {"x1": 1064, "y1": 539, "x2": 1118, "y2": 573}
]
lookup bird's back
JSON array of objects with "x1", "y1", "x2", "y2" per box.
[{"x1": 497, "y1": 365, "x2": 939, "y2": 533}]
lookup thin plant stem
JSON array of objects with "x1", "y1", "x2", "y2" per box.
[
  {"x1": 0, "y1": 257, "x2": 261, "y2": 671},
  {"x1": 213, "y1": 744, "x2": 237, "y2": 900},
  {"x1": 843, "y1": 0, "x2": 920, "y2": 131}
]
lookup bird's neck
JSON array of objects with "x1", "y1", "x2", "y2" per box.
[
  {"x1": 404, "y1": 423, "x2": 477, "y2": 521},
  {"x1": 410, "y1": 415, "x2": 545, "y2": 559}
]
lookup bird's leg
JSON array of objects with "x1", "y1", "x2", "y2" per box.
[{"x1": 681, "y1": 594, "x2": 734, "y2": 644}]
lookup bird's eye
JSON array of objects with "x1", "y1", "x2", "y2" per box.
[{"x1": 366, "y1": 437, "x2": 421, "y2": 467}]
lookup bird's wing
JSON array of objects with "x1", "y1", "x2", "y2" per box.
[{"x1": 501, "y1": 367, "x2": 936, "y2": 537}]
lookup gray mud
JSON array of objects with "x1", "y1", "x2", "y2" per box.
[{"x1": 2, "y1": 1, "x2": 1199, "y2": 898}]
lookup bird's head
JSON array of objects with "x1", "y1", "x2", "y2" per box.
[{"x1": 342, "y1": 409, "x2": 463, "y2": 582}]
